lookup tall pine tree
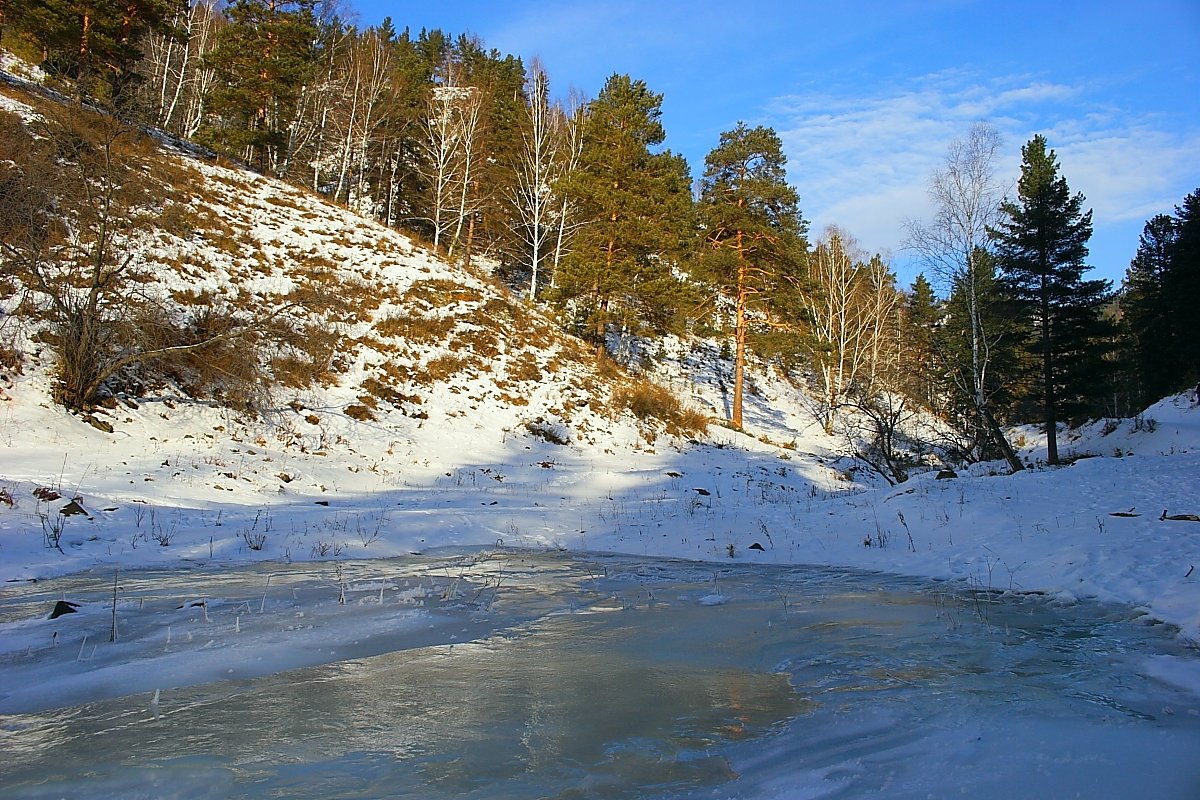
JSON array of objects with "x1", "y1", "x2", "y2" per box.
[
  {"x1": 697, "y1": 122, "x2": 807, "y2": 430},
  {"x1": 1163, "y1": 190, "x2": 1200, "y2": 390},
  {"x1": 991, "y1": 135, "x2": 1114, "y2": 464},
  {"x1": 554, "y1": 74, "x2": 694, "y2": 354},
  {"x1": 1124, "y1": 213, "x2": 1179, "y2": 403},
  {"x1": 1123, "y1": 188, "x2": 1200, "y2": 403},
  {"x1": 902, "y1": 274, "x2": 941, "y2": 410},
  {"x1": 201, "y1": 0, "x2": 320, "y2": 174}
]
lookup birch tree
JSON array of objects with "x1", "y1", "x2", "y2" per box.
[
  {"x1": 420, "y1": 72, "x2": 481, "y2": 255},
  {"x1": 509, "y1": 60, "x2": 561, "y2": 301},
  {"x1": 803, "y1": 229, "x2": 901, "y2": 434},
  {"x1": 550, "y1": 89, "x2": 588, "y2": 284},
  {"x1": 140, "y1": 0, "x2": 220, "y2": 135},
  {"x1": 330, "y1": 27, "x2": 392, "y2": 211},
  {"x1": 805, "y1": 230, "x2": 866, "y2": 432},
  {"x1": 905, "y1": 123, "x2": 1022, "y2": 471},
  {"x1": 446, "y1": 84, "x2": 483, "y2": 264}
]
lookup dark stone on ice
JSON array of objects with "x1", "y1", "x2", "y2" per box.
[
  {"x1": 748, "y1": 542, "x2": 765, "y2": 551},
  {"x1": 936, "y1": 469, "x2": 958, "y2": 480},
  {"x1": 60, "y1": 499, "x2": 87, "y2": 516},
  {"x1": 49, "y1": 600, "x2": 79, "y2": 619}
]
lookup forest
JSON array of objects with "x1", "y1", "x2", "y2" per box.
[{"x1": 0, "y1": 0, "x2": 1196, "y2": 471}]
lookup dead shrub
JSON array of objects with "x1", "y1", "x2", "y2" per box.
[
  {"x1": 344, "y1": 403, "x2": 375, "y2": 421},
  {"x1": 509, "y1": 351, "x2": 542, "y2": 383},
  {"x1": 375, "y1": 313, "x2": 455, "y2": 344},
  {"x1": 137, "y1": 305, "x2": 267, "y2": 410},
  {"x1": 614, "y1": 379, "x2": 709, "y2": 438},
  {"x1": 420, "y1": 354, "x2": 469, "y2": 383},
  {"x1": 524, "y1": 419, "x2": 570, "y2": 445},
  {"x1": 268, "y1": 322, "x2": 347, "y2": 388},
  {"x1": 403, "y1": 279, "x2": 482, "y2": 307},
  {"x1": 451, "y1": 327, "x2": 500, "y2": 360}
]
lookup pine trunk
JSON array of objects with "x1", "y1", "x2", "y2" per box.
[
  {"x1": 732, "y1": 230, "x2": 746, "y2": 430},
  {"x1": 1042, "y1": 289, "x2": 1058, "y2": 465}
]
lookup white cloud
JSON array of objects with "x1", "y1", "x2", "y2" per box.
[{"x1": 763, "y1": 72, "x2": 1200, "y2": 282}]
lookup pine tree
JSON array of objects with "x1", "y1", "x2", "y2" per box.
[
  {"x1": 6, "y1": 0, "x2": 178, "y2": 108},
  {"x1": 1123, "y1": 213, "x2": 1179, "y2": 403},
  {"x1": 902, "y1": 274, "x2": 941, "y2": 409},
  {"x1": 1163, "y1": 190, "x2": 1200, "y2": 389},
  {"x1": 201, "y1": 0, "x2": 320, "y2": 174},
  {"x1": 991, "y1": 135, "x2": 1114, "y2": 464},
  {"x1": 1123, "y1": 189, "x2": 1200, "y2": 402},
  {"x1": 697, "y1": 122, "x2": 806, "y2": 429},
  {"x1": 554, "y1": 74, "x2": 694, "y2": 353}
]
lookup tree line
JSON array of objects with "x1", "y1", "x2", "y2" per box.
[{"x1": 1, "y1": 0, "x2": 1196, "y2": 473}]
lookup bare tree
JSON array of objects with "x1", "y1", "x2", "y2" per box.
[
  {"x1": 550, "y1": 88, "x2": 588, "y2": 284},
  {"x1": 804, "y1": 229, "x2": 866, "y2": 432},
  {"x1": 446, "y1": 84, "x2": 483, "y2": 265},
  {"x1": 328, "y1": 27, "x2": 392, "y2": 211},
  {"x1": 0, "y1": 108, "x2": 273, "y2": 411},
  {"x1": 509, "y1": 59, "x2": 562, "y2": 301},
  {"x1": 140, "y1": 1, "x2": 221, "y2": 136},
  {"x1": 803, "y1": 228, "x2": 904, "y2": 434},
  {"x1": 419, "y1": 57, "x2": 483, "y2": 256},
  {"x1": 905, "y1": 122, "x2": 1022, "y2": 471}
]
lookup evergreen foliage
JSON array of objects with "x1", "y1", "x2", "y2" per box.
[
  {"x1": 934, "y1": 256, "x2": 1032, "y2": 443},
  {"x1": 991, "y1": 135, "x2": 1115, "y2": 464},
  {"x1": 697, "y1": 122, "x2": 807, "y2": 428},
  {"x1": 554, "y1": 74, "x2": 695, "y2": 351},
  {"x1": 1123, "y1": 188, "x2": 1200, "y2": 403},
  {"x1": 3, "y1": 10, "x2": 1192, "y2": 446},
  {"x1": 5, "y1": 0, "x2": 178, "y2": 108},
  {"x1": 200, "y1": 0, "x2": 321, "y2": 174},
  {"x1": 902, "y1": 274, "x2": 941, "y2": 409}
]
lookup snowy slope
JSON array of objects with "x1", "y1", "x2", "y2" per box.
[{"x1": 2, "y1": 71, "x2": 1200, "y2": 666}]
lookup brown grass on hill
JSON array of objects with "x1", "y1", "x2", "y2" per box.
[{"x1": 613, "y1": 378, "x2": 709, "y2": 438}]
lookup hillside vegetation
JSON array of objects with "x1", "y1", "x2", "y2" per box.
[{"x1": 0, "y1": 79, "x2": 708, "y2": 451}]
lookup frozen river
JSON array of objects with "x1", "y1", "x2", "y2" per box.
[{"x1": 2, "y1": 550, "x2": 1199, "y2": 798}]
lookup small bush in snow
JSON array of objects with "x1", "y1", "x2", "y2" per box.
[
  {"x1": 524, "y1": 419, "x2": 570, "y2": 445},
  {"x1": 242, "y1": 530, "x2": 267, "y2": 551},
  {"x1": 614, "y1": 379, "x2": 708, "y2": 437}
]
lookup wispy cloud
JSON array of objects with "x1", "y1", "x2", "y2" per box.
[{"x1": 763, "y1": 71, "x2": 1198, "y2": 280}]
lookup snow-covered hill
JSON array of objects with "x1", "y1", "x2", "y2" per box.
[{"x1": 2, "y1": 72, "x2": 1200, "y2": 666}]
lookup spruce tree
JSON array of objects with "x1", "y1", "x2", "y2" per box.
[
  {"x1": 554, "y1": 74, "x2": 694, "y2": 353},
  {"x1": 991, "y1": 135, "x2": 1114, "y2": 464},
  {"x1": 903, "y1": 274, "x2": 941, "y2": 409},
  {"x1": 1163, "y1": 190, "x2": 1200, "y2": 390},
  {"x1": 1123, "y1": 213, "x2": 1180, "y2": 403},
  {"x1": 697, "y1": 122, "x2": 807, "y2": 429},
  {"x1": 1124, "y1": 188, "x2": 1200, "y2": 403}
]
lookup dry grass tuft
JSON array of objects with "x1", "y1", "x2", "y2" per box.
[
  {"x1": 375, "y1": 313, "x2": 456, "y2": 344},
  {"x1": 614, "y1": 379, "x2": 709, "y2": 438}
]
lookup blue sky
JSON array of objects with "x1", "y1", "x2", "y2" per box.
[{"x1": 348, "y1": 0, "x2": 1199, "y2": 288}]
